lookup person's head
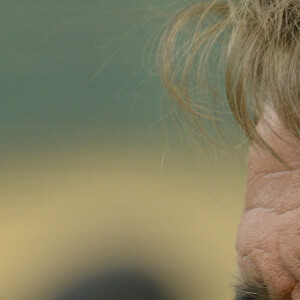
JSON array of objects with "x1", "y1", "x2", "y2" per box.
[{"x1": 157, "y1": 0, "x2": 300, "y2": 298}]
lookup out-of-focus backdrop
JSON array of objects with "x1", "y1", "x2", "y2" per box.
[{"x1": 0, "y1": 1, "x2": 249, "y2": 299}]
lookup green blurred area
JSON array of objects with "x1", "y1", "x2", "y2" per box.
[
  {"x1": 0, "y1": 0, "x2": 243, "y2": 149},
  {"x1": 0, "y1": 1, "x2": 248, "y2": 299},
  {"x1": 1, "y1": 0, "x2": 171, "y2": 146}
]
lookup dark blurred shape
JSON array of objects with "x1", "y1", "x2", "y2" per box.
[{"x1": 53, "y1": 267, "x2": 168, "y2": 300}]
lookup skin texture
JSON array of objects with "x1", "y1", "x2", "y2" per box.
[{"x1": 236, "y1": 108, "x2": 300, "y2": 299}]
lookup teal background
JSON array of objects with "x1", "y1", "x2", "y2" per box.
[
  {"x1": 0, "y1": 0, "x2": 243, "y2": 152},
  {"x1": 1, "y1": 1, "x2": 174, "y2": 148}
]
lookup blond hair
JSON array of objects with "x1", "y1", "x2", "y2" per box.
[{"x1": 156, "y1": 0, "x2": 300, "y2": 165}]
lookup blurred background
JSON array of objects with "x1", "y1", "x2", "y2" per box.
[{"x1": 0, "y1": 1, "x2": 249, "y2": 299}]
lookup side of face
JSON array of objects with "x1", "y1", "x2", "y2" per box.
[{"x1": 236, "y1": 109, "x2": 300, "y2": 299}]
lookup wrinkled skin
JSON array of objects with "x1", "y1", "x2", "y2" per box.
[{"x1": 236, "y1": 108, "x2": 300, "y2": 299}]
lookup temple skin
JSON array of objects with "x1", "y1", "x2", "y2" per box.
[{"x1": 236, "y1": 108, "x2": 300, "y2": 299}]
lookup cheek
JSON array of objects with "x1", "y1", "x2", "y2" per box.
[{"x1": 236, "y1": 208, "x2": 300, "y2": 298}]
